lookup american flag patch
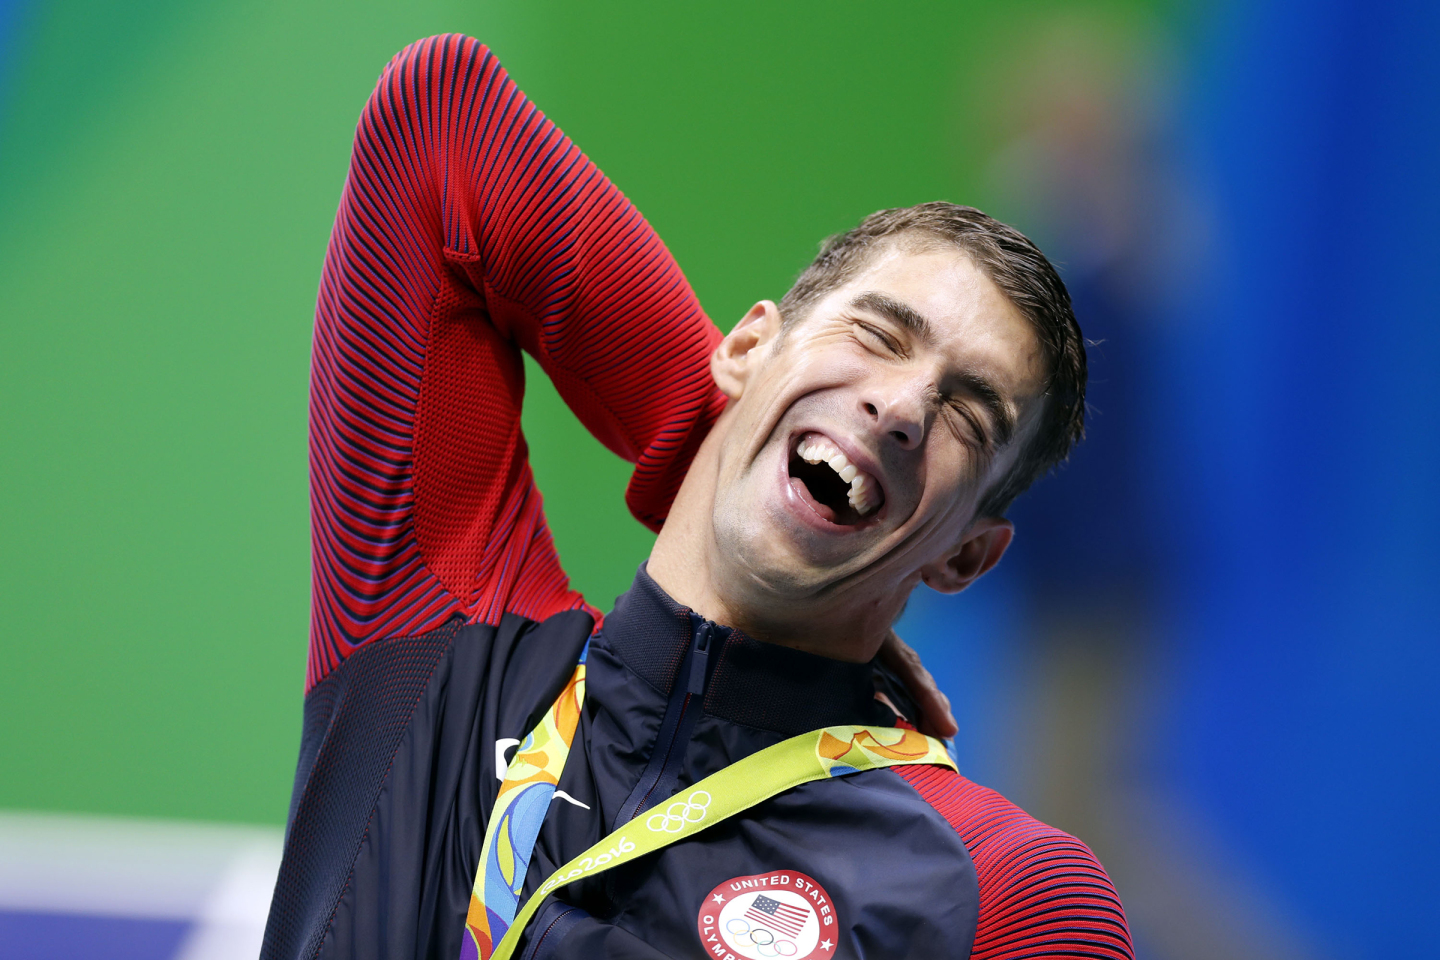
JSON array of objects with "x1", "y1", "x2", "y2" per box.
[{"x1": 743, "y1": 894, "x2": 810, "y2": 937}]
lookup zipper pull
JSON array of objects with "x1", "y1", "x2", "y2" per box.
[{"x1": 687, "y1": 624, "x2": 712, "y2": 695}]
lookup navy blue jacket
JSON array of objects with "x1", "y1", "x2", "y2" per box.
[{"x1": 263, "y1": 568, "x2": 979, "y2": 960}]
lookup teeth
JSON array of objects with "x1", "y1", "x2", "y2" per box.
[
  {"x1": 797, "y1": 436, "x2": 832, "y2": 464},
  {"x1": 849, "y1": 475, "x2": 875, "y2": 514},
  {"x1": 795, "y1": 432, "x2": 880, "y2": 517}
]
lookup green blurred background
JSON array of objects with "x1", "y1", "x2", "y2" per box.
[{"x1": 0, "y1": 0, "x2": 1161, "y2": 825}]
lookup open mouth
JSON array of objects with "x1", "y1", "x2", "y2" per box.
[{"x1": 787, "y1": 432, "x2": 884, "y2": 526}]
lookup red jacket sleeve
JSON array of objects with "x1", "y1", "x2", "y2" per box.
[
  {"x1": 307, "y1": 34, "x2": 725, "y2": 689},
  {"x1": 898, "y1": 765, "x2": 1134, "y2": 959}
]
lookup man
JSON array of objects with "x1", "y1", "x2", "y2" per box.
[{"x1": 263, "y1": 34, "x2": 1130, "y2": 960}]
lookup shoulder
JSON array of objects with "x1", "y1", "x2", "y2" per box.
[{"x1": 894, "y1": 765, "x2": 1134, "y2": 960}]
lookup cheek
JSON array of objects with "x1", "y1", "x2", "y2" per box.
[
  {"x1": 935, "y1": 428, "x2": 990, "y2": 485},
  {"x1": 915, "y1": 445, "x2": 982, "y2": 519},
  {"x1": 778, "y1": 335, "x2": 873, "y2": 382},
  {"x1": 741, "y1": 361, "x2": 842, "y2": 432}
]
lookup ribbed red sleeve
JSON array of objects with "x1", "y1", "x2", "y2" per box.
[
  {"x1": 897, "y1": 765, "x2": 1134, "y2": 960},
  {"x1": 307, "y1": 34, "x2": 726, "y2": 689}
]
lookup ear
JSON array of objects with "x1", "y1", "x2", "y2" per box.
[
  {"x1": 711, "y1": 300, "x2": 782, "y2": 400},
  {"x1": 919, "y1": 516, "x2": 1014, "y2": 594}
]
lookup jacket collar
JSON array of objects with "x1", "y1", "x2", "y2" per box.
[{"x1": 600, "y1": 566, "x2": 895, "y2": 737}]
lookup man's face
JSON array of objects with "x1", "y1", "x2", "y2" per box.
[{"x1": 705, "y1": 244, "x2": 1048, "y2": 637}]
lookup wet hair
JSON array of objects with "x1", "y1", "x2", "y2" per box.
[{"x1": 779, "y1": 201, "x2": 1086, "y2": 518}]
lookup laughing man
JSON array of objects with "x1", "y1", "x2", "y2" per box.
[{"x1": 261, "y1": 35, "x2": 1131, "y2": 960}]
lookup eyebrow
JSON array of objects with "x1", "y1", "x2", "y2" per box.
[
  {"x1": 850, "y1": 290, "x2": 1018, "y2": 448},
  {"x1": 851, "y1": 291, "x2": 935, "y2": 344}
]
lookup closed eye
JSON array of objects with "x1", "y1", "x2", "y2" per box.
[
  {"x1": 853, "y1": 319, "x2": 903, "y2": 356},
  {"x1": 945, "y1": 399, "x2": 990, "y2": 452}
]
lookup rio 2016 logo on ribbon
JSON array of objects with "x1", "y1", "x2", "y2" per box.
[
  {"x1": 697, "y1": 871, "x2": 838, "y2": 960},
  {"x1": 646, "y1": 790, "x2": 711, "y2": 833}
]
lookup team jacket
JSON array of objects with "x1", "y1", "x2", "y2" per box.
[{"x1": 261, "y1": 34, "x2": 1133, "y2": 960}]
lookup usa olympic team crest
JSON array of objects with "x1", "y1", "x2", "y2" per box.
[{"x1": 696, "y1": 871, "x2": 838, "y2": 960}]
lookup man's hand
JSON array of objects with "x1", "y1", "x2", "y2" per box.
[{"x1": 878, "y1": 631, "x2": 959, "y2": 739}]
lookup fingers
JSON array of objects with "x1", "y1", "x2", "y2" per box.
[{"x1": 879, "y1": 631, "x2": 958, "y2": 739}]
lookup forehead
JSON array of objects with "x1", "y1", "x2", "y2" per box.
[{"x1": 820, "y1": 245, "x2": 1049, "y2": 407}]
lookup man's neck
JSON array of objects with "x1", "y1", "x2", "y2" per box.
[
  {"x1": 645, "y1": 555, "x2": 882, "y2": 664},
  {"x1": 646, "y1": 434, "x2": 888, "y2": 665}
]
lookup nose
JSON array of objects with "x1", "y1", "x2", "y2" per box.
[{"x1": 859, "y1": 382, "x2": 925, "y2": 451}]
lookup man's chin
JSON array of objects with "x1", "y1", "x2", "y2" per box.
[{"x1": 719, "y1": 511, "x2": 873, "y2": 599}]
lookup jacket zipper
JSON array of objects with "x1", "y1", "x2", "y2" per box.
[
  {"x1": 612, "y1": 620, "x2": 715, "y2": 829},
  {"x1": 519, "y1": 904, "x2": 579, "y2": 960}
]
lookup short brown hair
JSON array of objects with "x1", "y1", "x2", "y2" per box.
[{"x1": 779, "y1": 202, "x2": 1086, "y2": 518}]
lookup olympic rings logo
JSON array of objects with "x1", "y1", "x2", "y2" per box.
[
  {"x1": 724, "y1": 917, "x2": 798, "y2": 956},
  {"x1": 646, "y1": 790, "x2": 712, "y2": 833}
]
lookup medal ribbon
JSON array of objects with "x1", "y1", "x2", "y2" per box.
[
  {"x1": 460, "y1": 647, "x2": 588, "y2": 960},
  {"x1": 485, "y1": 723, "x2": 955, "y2": 960}
]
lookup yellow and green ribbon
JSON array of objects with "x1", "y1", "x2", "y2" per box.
[
  {"x1": 487, "y1": 723, "x2": 954, "y2": 960},
  {"x1": 461, "y1": 649, "x2": 588, "y2": 960}
]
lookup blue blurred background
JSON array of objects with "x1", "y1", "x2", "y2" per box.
[{"x1": 1, "y1": 1, "x2": 1435, "y2": 957}]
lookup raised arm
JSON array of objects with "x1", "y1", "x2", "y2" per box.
[{"x1": 307, "y1": 34, "x2": 725, "y2": 689}]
